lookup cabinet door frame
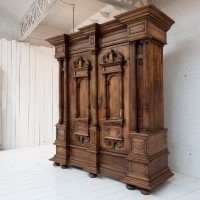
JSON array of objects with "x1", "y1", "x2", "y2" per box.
[
  {"x1": 73, "y1": 56, "x2": 91, "y2": 144},
  {"x1": 100, "y1": 49, "x2": 125, "y2": 149}
]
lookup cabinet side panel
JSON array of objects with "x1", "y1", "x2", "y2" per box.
[{"x1": 145, "y1": 42, "x2": 164, "y2": 130}]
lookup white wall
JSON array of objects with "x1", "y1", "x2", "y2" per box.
[
  {"x1": 0, "y1": 11, "x2": 19, "y2": 40},
  {"x1": 154, "y1": 0, "x2": 200, "y2": 178},
  {"x1": 0, "y1": 38, "x2": 58, "y2": 150}
]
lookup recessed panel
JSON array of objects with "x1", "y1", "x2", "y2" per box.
[
  {"x1": 109, "y1": 76, "x2": 120, "y2": 119},
  {"x1": 79, "y1": 79, "x2": 88, "y2": 118}
]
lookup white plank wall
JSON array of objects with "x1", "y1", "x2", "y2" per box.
[
  {"x1": 0, "y1": 38, "x2": 58, "y2": 150},
  {"x1": 0, "y1": 39, "x2": 2, "y2": 150}
]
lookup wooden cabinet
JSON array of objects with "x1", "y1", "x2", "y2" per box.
[{"x1": 47, "y1": 4, "x2": 174, "y2": 195}]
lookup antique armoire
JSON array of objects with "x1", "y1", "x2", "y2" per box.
[{"x1": 47, "y1": 4, "x2": 175, "y2": 195}]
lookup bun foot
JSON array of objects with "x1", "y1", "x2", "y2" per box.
[
  {"x1": 53, "y1": 162, "x2": 60, "y2": 166},
  {"x1": 140, "y1": 189, "x2": 151, "y2": 195},
  {"x1": 126, "y1": 184, "x2": 136, "y2": 190},
  {"x1": 61, "y1": 165, "x2": 68, "y2": 169},
  {"x1": 89, "y1": 173, "x2": 97, "y2": 178}
]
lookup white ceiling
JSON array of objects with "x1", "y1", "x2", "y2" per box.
[
  {"x1": 0, "y1": 0, "x2": 34, "y2": 23},
  {"x1": 26, "y1": 0, "x2": 106, "y2": 46},
  {"x1": 0, "y1": 0, "x2": 106, "y2": 46},
  {"x1": 42, "y1": 0, "x2": 106, "y2": 33},
  {"x1": 0, "y1": 0, "x2": 152, "y2": 46}
]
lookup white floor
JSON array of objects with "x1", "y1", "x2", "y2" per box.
[{"x1": 0, "y1": 146, "x2": 200, "y2": 200}]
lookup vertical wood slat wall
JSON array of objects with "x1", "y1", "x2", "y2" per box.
[{"x1": 0, "y1": 38, "x2": 58, "y2": 150}]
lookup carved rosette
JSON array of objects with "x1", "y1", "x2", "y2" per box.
[{"x1": 100, "y1": 49, "x2": 125, "y2": 150}]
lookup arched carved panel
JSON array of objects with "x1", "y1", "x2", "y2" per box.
[
  {"x1": 102, "y1": 49, "x2": 123, "y2": 64},
  {"x1": 100, "y1": 49, "x2": 125, "y2": 149},
  {"x1": 73, "y1": 56, "x2": 91, "y2": 144}
]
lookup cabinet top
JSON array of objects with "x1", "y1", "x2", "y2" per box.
[
  {"x1": 47, "y1": 4, "x2": 175, "y2": 50},
  {"x1": 115, "y1": 4, "x2": 175, "y2": 31}
]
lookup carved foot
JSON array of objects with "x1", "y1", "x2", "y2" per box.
[
  {"x1": 53, "y1": 162, "x2": 60, "y2": 166},
  {"x1": 61, "y1": 165, "x2": 68, "y2": 169},
  {"x1": 126, "y1": 184, "x2": 136, "y2": 190},
  {"x1": 89, "y1": 173, "x2": 97, "y2": 178},
  {"x1": 140, "y1": 189, "x2": 151, "y2": 195}
]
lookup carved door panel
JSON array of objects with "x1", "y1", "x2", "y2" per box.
[
  {"x1": 72, "y1": 57, "x2": 91, "y2": 144},
  {"x1": 98, "y1": 49, "x2": 125, "y2": 151}
]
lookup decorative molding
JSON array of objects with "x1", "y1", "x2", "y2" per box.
[
  {"x1": 103, "y1": 119, "x2": 125, "y2": 126},
  {"x1": 20, "y1": 0, "x2": 58, "y2": 41}
]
